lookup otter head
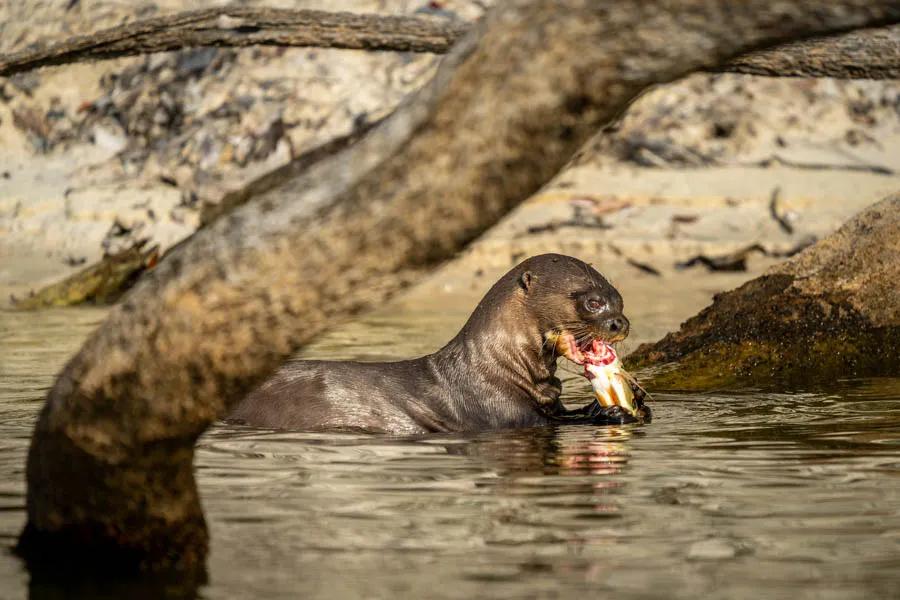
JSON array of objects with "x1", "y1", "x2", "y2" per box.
[{"x1": 514, "y1": 254, "x2": 629, "y2": 366}]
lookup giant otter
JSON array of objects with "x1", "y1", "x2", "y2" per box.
[{"x1": 230, "y1": 254, "x2": 649, "y2": 434}]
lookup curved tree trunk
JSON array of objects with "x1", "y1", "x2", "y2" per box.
[{"x1": 18, "y1": 0, "x2": 900, "y2": 575}]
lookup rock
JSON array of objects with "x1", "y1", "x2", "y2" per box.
[
  {"x1": 91, "y1": 124, "x2": 126, "y2": 154},
  {"x1": 627, "y1": 194, "x2": 900, "y2": 389},
  {"x1": 101, "y1": 215, "x2": 148, "y2": 255}
]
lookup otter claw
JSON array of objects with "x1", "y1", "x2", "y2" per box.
[
  {"x1": 540, "y1": 376, "x2": 563, "y2": 404},
  {"x1": 582, "y1": 398, "x2": 650, "y2": 424},
  {"x1": 589, "y1": 404, "x2": 638, "y2": 425},
  {"x1": 582, "y1": 401, "x2": 606, "y2": 419},
  {"x1": 548, "y1": 397, "x2": 650, "y2": 426},
  {"x1": 628, "y1": 382, "x2": 652, "y2": 422}
]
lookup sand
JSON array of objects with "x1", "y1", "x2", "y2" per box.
[{"x1": 1, "y1": 0, "x2": 898, "y2": 323}]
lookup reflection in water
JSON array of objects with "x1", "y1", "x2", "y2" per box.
[
  {"x1": 26, "y1": 571, "x2": 204, "y2": 600},
  {"x1": 1, "y1": 308, "x2": 900, "y2": 599},
  {"x1": 553, "y1": 427, "x2": 633, "y2": 478}
]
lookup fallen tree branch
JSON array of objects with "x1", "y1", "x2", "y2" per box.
[
  {"x1": 19, "y1": 0, "x2": 900, "y2": 578},
  {"x1": 718, "y1": 26, "x2": 900, "y2": 78},
  {"x1": 2, "y1": 7, "x2": 900, "y2": 79},
  {"x1": 0, "y1": 8, "x2": 468, "y2": 77}
]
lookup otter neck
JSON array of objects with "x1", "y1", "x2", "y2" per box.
[{"x1": 431, "y1": 290, "x2": 558, "y2": 412}]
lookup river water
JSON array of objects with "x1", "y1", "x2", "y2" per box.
[{"x1": 1, "y1": 305, "x2": 899, "y2": 599}]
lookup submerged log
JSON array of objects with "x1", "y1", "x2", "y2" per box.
[
  {"x1": 18, "y1": 0, "x2": 900, "y2": 575},
  {"x1": 12, "y1": 244, "x2": 159, "y2": 309},
  {"x1": 627, "y1": 194, "x2": 900, "y2": 390}
]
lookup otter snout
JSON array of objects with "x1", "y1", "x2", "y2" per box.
[{"x1": 602, "y1": 314, "x2": 630, "y2": 342}]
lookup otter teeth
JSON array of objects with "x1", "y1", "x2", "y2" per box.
[
  {"x1": 550, "y1": 333, "x2": 640, "y2": 417},
  {"x1": 547, "y1": 331, "x2": 587, "y2": 364}
]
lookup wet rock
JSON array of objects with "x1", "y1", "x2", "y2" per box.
[{"x1": 627, "y1": 194, "x2": 900, "y2": 389}]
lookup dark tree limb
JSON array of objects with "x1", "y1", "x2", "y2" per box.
[
  {"x1": 716, "y1": 25, "x2": 900, "y2": 78},
  {"x1": 2, "y1": 7, "x2": 900, "y2": 79},
  {"x1": 18, "y1": 0, "x2": 900, "y2": 576},
  {"x1": 0, "y1": 7, "x2": 469, "y2": 77}
]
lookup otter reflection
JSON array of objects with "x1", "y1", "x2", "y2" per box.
[{"x1": 441, "y1": 425, "x2": 643, "y2": 518}]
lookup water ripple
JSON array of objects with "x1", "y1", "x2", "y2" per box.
[{"x1": 1, "y1": 309, "x2": 900, "y2": 598}]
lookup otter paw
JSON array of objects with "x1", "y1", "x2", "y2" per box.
[
  {"x1": 626, "y1": 381, "x2": 652, "y2": 422},
  {"x1": 538, "y1": 376, "x2": 563, "y2": 405},
  {"x1": 588, "y1": 404, "x2": 639, "y2": 425},
  {"x1": 637, "y1": 402, "x2": 652, "y2": 422},
  {"x1": 630, "y1": 381, "x2": 647, "y2": 403}
]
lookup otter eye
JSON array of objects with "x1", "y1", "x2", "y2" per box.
[{"x1": 586, "y1": 298, "x2": 603, "y2": 312}]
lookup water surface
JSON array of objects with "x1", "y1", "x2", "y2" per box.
[{"x1": 1, "y1": 307, "x2": 899, "y2": 599}]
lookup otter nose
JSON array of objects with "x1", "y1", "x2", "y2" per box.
[{"x1": 605, "y1": 315, "x2": 630, "y2": 339}]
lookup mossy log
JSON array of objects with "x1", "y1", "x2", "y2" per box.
[
  {"x1": 627, "y1": 194, "x2": 900, "y2": 390},
  {"x1": 12, "y1": 244, "x2": 159, "y2": 309}
]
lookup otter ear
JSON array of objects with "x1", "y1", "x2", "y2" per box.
[{"x1": 519, "y1": 271, "x2": 534, "y2": 292}]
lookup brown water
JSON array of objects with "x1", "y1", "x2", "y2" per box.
[{"x1": 2, "y1": 306, "x2": 900, "y2": 599}]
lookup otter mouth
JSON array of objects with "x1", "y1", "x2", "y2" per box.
[
  {"x1": 548, "y1": 331, "x2": 608, "y2": 366},
  {"x1": 548, "y1": 331, "x2": 644, "y2": 417}
]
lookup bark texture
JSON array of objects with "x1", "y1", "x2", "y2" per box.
[
  {"x1": 2, "y1": 7, "x2": 900, "y2": 79},
  {"x1": 720, "y1": 25, "x2": 900, "y2": 78},
  {"x1": 19, "y1": 0, "x2": 900, "y2": 574},
  {"x1": 0, "y1": 8, "x2": 468, "y2": 76},
  {"x1": 627, "y1": 194, "x2": 900, "y2": 390}
]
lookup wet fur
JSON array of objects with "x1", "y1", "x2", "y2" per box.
[{"x1": 229, "y1": 254, "x2": 630, "y2": 434}]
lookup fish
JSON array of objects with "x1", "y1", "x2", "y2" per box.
[{"x1": 582, "y1": 340, "x2": 640, "y2": 416}]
